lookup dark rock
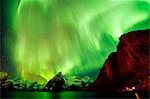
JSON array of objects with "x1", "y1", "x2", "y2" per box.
[
  {"x1": 67, "y1": 84, "x2": 82, "y2": 91},
  {"x1": 94, "y1": 29, "x2": 150, "y2": 94},
  {"x1": 13, "y1": 78, "x2": 26, "y2": 90},
  {"x1": 44, "y1": 72, "x2": 66, "y2": 92},
  {"x1": 0, "y1": 71, "x2": 13, "y2": 90},
  {"x1": 1, "y1": 80, "x2": 13, "y2": 90},
  {"x1": 0, "y1": 71, "x2": 8, "y2": 83}
]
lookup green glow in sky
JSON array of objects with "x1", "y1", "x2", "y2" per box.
[{"x1": 3, "y1": 0, "x2": 150, "y2": 83}]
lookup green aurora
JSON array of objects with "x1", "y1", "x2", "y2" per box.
[{"x1": 2, "y1": 0, "x2": 150, "y2": 83}]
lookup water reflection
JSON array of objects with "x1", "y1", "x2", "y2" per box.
[{"x1": 3, "y1": 91, "x2": 103, "y2": 99}]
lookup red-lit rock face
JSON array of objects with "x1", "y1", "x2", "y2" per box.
[
  {"x1": 94, "y1": 52, "x2": 118, "y2": 92},
  {"x1": 94, "y1": 29, "x2": 150, "y2": 92},
  {"x1": 117, "y1": 30, "x2": 149, "y2": 79}
]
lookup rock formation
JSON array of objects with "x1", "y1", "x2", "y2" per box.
[
  {"x1": 44, "y1": 72, "x2": 66, "y2": 92},
  {"x1": 94, "y1": 29, "x2": 149, "y2": 95},
  {"x1": 0, "y1": 71, "x2": 13, "y2": 90}
]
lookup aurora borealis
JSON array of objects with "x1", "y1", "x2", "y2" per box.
[{"x1": 1, "y1": 0, "x2": 150, "y2": 83}]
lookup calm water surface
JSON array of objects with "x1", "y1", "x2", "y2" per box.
[{"x1": 1, "y1": 91, "x2": 136, "y2": 99}]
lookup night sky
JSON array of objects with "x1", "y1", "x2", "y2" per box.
[{"x1": 1, "y1": 0, "x2": 150, "y2": 83}]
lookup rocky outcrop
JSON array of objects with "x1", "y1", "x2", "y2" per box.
[
  {"x1": 94, "y1": 52, "x2": 118, "y2": 92},
  {"x1": 94, "y1": 29, "x2": 150, "y2": 93},
  {"x1": 0, "y1": 71, "x2": 8, "y2": 82},
  {"x1": 44, "y1": 72, "x2": 66, "y2": 92},
  {"x1": 0, "y1": 71, "x2": 13, "y2": 90}
]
